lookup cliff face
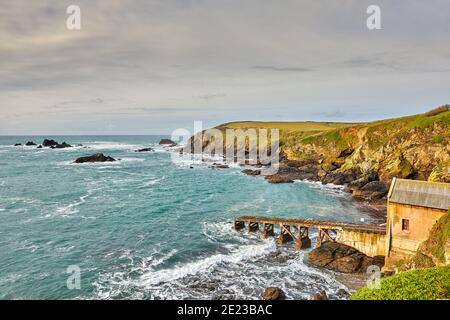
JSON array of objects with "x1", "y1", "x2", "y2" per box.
[
  {"x1": 187, "y1": 105, "x2": 449, "y2": 199},
  {"x1": 283, "y1": 106, "x2": 450, "y2": 183}
]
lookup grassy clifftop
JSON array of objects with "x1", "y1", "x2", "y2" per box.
[{"x1": 213, "y1": 105, "x2": 450, "y2": 183}]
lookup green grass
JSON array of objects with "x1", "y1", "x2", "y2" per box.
[
  {"x1": 217, "y1": 121, "x2": 354, "y2": 132},
  {"x1": 350, "y1": 266, "x2": 450, "y2": 300},
  {"x1": 211, "y1": 109, "x2": 450, "y2": 156}
]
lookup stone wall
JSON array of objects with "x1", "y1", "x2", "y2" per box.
[{"x1": 336, "y1": 230, "x2": 386, "y2": 257}]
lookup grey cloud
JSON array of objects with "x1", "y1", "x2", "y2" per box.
[
  {"x1": 252, "y1": 66, "x2": 313, "y2": 72},
  {"x1": 0, "y1": 0, "x2": 449, "y2": 134},
  {"x1": 194, "y1": 93, "x2": 227, "y2": 102}
]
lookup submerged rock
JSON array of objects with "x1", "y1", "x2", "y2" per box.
[
  {"x1": 14, "y1": 143, "x2": 22, "y2": 146},
  {"x1": 36, "y1": 145, "x2": 42, "y2": 149},
  {"x1": 309, "y1": 242, "x2": 384, "y2": 273},
  {"x1": 25, "y1": 141, "x2": 37, "y2": 146},
  {"x1": 42, "y1": 139, "x2": 59, "y2": 147},
  {"x1": 262, "y1": 287, "x2": 284, "y2": 300},
  {"x1": 74, "y1": 153, "x2": 116, "y2": 163},
  {"x1": 135, "y1": 147, "x2": 154, "y2": 152}
]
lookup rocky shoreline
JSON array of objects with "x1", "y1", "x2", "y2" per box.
[{"x1": 240, "y1": 153, "x2": 390, "y2": 208}]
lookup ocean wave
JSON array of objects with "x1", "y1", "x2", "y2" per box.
[
  {"x1": 46, "y1": 191, "x2": 92, "y2": 218},
  {"x1": 82, "y1": 141, "x2": 144, "y2": 151},
  {"x1": 58, "y1": 157, "x2": 145, "y2": 167},
  {"x1": 139, "y1": 242, "x2": 277, "y2": 288}
]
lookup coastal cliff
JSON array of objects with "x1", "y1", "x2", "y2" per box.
[{"x1": 188, "y1": 105, "x2": 450, "y2": 201}]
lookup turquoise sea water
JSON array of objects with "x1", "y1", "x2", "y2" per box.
[{"x1": 0, "y1": 136, "x2": 383, "y2": 299}]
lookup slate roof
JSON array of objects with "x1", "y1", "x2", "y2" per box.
[{"x1": 388, "y1": 178, "x2": 450, "y2": 211}]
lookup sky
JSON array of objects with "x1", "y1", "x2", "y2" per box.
[{"x1": 0, "y1": 0, "x2": 449, "y2": 135}]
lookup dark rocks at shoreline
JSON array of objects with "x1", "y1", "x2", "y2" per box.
[
  {"x1": 14, "y1": 143, "x2": 22, "y2": 146},
  {"x1": 264, "y1": 162, "x2": 320, "y2": 183},
  {"x1": 311, "y1": 290, "x2": 328, "y2": 300},
  {"x1": 42, "y1": 139, "x2": 59, "y2": 147},
  {"x1": 211, "y1": 163, "x2": 229, "y2": 169},
  {"x1": 25, "y1": 141, "x2": 37, "y2": 146},
  {"x1": 238, "y1": 153, "x2": 389, "y2": 204},
  {"x1": 50, "y1": 142, "x2": 72, "y2": 149},
  {"x1": 262, "y1": 287, "x2": 284, "y2": 300},
  {"x1": 320, "y1": 168, "x2": 361, "y2": 185},
  {"x1": 159, "y1": 138, "x2": 176, "y2": 145},
  {"x1": 37, "y1": 145, "x2": 42, "y2": 149},
  {"x1": 74, "y1": 153, "x2": 116, "y2": 164},
  {"x1": 308, "y1": 242, "x2": 385, "y2": 273},
  {"x1": 135, "y1": 147, "x2": 154, "y2": 152},
  {"x1": 351, "y1": 181, "x2": 389, "y2": 200},
  {"x1": 242, "y1": 169, "x2": 261, "y2": 176},
  {"x1": 265, "y1": 175, "x2": 294, "y2": 183}
]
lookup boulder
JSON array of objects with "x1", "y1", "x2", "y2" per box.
[
  {"x1": 352, "y1": 181, "x2": 389, "y2": 200},
  {"x1": 42, "y1": 139, "x2": 59, "y2": 147},
  {"x1": 242, "y1": 169, "x2": 261, "y2": 176},
  {"x1": 321, "y1": 168, "x2": 361, "y2": 185},
  {"x1": 14, "y1": 143, "x2": 22, "y2": 146},
  {"x1": 309, "y1": 242, "x2": 384, "y2": 273},
  {"x1": 312, "y1": 290, "x2": 328, "y2": 300},
  {"x1": 159, "y1": 138, "x2": 176, "y2": 145},
  {"x1": 262, "y1": 287, "x2": 284, "y2": 300},
  {"x1": 36, "y1": 145, "x2": 42, "y2": 149},
  {"x1": 135, "y1": 147, "x2": 154, "y2": 152},
  {"x1": 25, "y1": 141, "x2": 37, "y2": 146},
  {"x1": 74, "y1": 153, "x2": 116, "y2": 163}
]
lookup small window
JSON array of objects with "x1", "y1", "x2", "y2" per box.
[{"x1": 402, "y1": 219, "x2": 409, "y2": 231}]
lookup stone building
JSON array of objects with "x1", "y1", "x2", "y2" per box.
[{"x1": 384, "y1": 178, "x2": 450, "y2": 268}]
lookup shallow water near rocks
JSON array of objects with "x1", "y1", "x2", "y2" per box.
[{"x1": 0, "y1": 136, "x2": 384, "y2": 299}]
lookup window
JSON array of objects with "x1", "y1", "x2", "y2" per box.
[{"x1": 402, "y1": 219, "x2": 409, "y2": 231}]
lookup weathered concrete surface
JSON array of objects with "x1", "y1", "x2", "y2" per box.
[{"x1": 336, "y1": 230, "x2": 386, "y2": 257}]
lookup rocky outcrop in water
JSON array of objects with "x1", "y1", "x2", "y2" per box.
[
  {"x1": 265, "y1": 175, "x2": 294, "y2": 183},
  {"x1": 25, "y1": 141, "x2": 37, "y2": 146},
  {"x1": 42, "y1": 139, "x2": 59, "y2": 147},
  {"x1": 74, "y1": 153, "x2": 116, "y2": 163},
  {"x1": 159, "y1": 138, "x2": 176, "y2": 145},
  {"x1": 211, "y1": 163, "x2": 229, "y2": 169},
  {"x1": 50, "y1": 142, "x2": 72, "y2": 149},
  {"x1": 14, "y1": 143, "x2": 22, "y2": 146},
  {"x1": 262, "y1": 287, "x2": 284, "y2": 300},
  {"x1": 309, "y1": 242, "x2": 385, "y2": 273},
  {"x1": 242, "y1": 169, "x2": 261, "y2": 176},
  {"x1": 135, "y1": 147, "x2": 154, "y2": 152}
]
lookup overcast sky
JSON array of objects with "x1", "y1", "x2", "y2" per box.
[{"x1": 0, "y1": 0, "x2": 449, "y2": 135}]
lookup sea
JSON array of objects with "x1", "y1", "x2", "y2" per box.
[{"x1": 0, "y1": 135, "x2": 384, "y2": 299}]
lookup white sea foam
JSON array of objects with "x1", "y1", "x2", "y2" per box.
[
  {"x1": 82, "y1": 141, "x2": 144, "y2": 151},
  {"x1": 139, "y1": 241, "x2": 276, "y2": 287},
  {"x1": 47, "y1": 191, "x2": 92, "y2": 218}
]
